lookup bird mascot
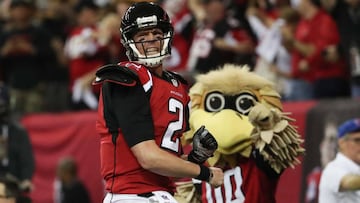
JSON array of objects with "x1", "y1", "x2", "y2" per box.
[{"x1": 175, "y1": 64, "x2": 305, "y2": 203}]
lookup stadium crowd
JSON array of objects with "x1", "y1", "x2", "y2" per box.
[{"x1": 0, "y1": 0, "x2": 358, "y2": 118}]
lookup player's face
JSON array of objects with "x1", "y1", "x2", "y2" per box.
[{"x1": 133, "y1": 28, "x2": 164, "y2": 57}]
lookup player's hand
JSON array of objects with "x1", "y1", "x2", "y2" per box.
[
  {"x1": 188, "y1": 126, "x2": 218, "y2": 164},
  {"x1": 208, "y1": 167, "x2": 224, "y2": 188}
]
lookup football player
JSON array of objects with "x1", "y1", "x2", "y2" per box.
[{"x1": 93, "y1": 2, "x2": 224, "y2": 203}]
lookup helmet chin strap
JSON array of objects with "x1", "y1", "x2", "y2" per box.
[
  {"x1": 128, "y1": 32, "x2": 171, "y2": 67},
  {"x1": 136, "y1": 55, "x2": 168, "y2": 68}
]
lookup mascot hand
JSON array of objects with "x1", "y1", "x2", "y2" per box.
[
  {"x1": 188, "y1": 126, "x2": 218, "y2": 164},
  {"x1": 249, "y1": 102, "x2": 305, "y2": 173},
  {"x1": 248, "y1": 103, "x2": 280, "y2": 131}
]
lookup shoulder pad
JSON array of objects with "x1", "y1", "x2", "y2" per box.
[
  {"x1": 93, "y1": 64, "x2": 138, "y2": 86},
  {"x1": 166, "y1": 71, "x2": 188, "y2": 85}
]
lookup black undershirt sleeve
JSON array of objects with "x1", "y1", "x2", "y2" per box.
[{"x1": 105, "y1": 82, "x2": 154, "y2": 147}]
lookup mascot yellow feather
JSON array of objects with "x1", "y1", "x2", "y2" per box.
[{"x1": 175, "y1": 64, "x2": 305, "y2": 203}]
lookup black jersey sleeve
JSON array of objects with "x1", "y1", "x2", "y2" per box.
[{"x1": 102, "y1": 81, "x2": 154, "y2": 147}]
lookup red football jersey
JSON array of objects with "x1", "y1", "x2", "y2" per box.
[
  {"x1": 196, "y1": 157, "x2": 278, "y2": 203},
  {"x1": 96, "y1": 62, "x2": 190, "y2": 194}
]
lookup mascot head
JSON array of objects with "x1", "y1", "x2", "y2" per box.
[{"x1": 184, "y1": 64, "x2": 304, "y2": 173}]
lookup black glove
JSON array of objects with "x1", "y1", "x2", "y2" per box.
[{"x1": 188, "y1": 126, "x2": 218, "y2": 164}]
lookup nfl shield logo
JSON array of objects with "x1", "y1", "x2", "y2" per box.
[{"x1": 171, "y1": 79, "x2": 178, "y2": 87}]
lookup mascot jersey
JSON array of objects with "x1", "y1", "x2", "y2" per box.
[
  {"x1": 195, "y1": 157, "x2": 278, "y2": 203},
  {"x1": 95, "y1": 61, "x2": 190, "y2": 194}
]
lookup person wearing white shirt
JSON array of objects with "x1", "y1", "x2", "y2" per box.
[{"x1": 319, "y1": 118, "x2": 360, "y2": 203}]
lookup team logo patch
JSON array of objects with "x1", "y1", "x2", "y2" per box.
[{"x1": 171, "y1": 79, "x2": 178, "y2": 87}]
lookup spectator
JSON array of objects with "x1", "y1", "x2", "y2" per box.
[
  {"x1": 324, "y1": 0, "x2": 360, "y2": 98},
  {"x1": 305, "y1": 115, "x2": 338, "y2": 203},
  {"x1": 64, "y1": 0, "x2": 105, "y2": 111},
  {"x1": 53, "y1": 156, "x2": 90, "y2": 203},
  {"x1": 0, "y1": 82, "x2": 34, "y2": 203},
  {"x1": 93, "y1": 2, "x2": 223, "y2": 202},
  {"x1": 187, "y1": 0, "x2": 255, "y2": 74},
  {"x1": 285, "y1": 0, "x2": 349, "y2": 100},
  {"x1": 38, "y1": 0, "x2": 74, "y2": 74},
  {"x1": 275, "y1": 6, "x2": 300, "y2": 100},
  {"x1": 109, "y1": 0, "x2": 133, "y2": 63},
  {"x1": 246, "y1": 0, "x2": 284, "y2": 30},
  {"x1": 0, "y1": 0, "x2": 58, "y2": 117},
  {"x1": 162, "y1": 0, "x2": 194, "y2": 75},
  {"x1": 36, "y1": 0, "x2": 75, "y2": 112},
  {"x1": 249, "y1": 4, "x2": 300, "y2": 101},
  {"x1": 0, "y1": 176, "x2": 20, "y2": 203},
  {"x1": 318, "y1": 118, "x2": 360, "y2": 203},
  {"x1": 97, "y1": 12, "x2": 124, "y2": 64}
]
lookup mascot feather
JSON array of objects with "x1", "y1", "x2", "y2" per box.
[{"x1": 175, "y1": 64, "x2": 305, "y2": 203}]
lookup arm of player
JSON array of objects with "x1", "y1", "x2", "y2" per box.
[
  {"x1": 339, "y1": 174, "x2": 360, "y2": 192},
  {"x1": 131, "y1": 140, "x2": 223, "y2": 188}
]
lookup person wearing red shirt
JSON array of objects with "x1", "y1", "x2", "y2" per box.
[
  {"x1": 187, "y1": 0, "x2": 255, "y2": 74},
  {"x1": 283, "y1": 0, "x2": 349, "y2": 100},
  {"x1": 162, "y1": 0, "x2": 193, "y2": 74},
  {"x1": 64, "y1": 1, "x2": 106, "y2": 110},
  {"x1": 93, "y1": 2, "x2": 224, "y2": 203}
]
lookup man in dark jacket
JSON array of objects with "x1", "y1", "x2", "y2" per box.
[{"x1": 0, "y1": 82, "x2": 35, "y2": 203}]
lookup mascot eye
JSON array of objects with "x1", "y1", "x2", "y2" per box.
[
  {"x1": 205, "y1": 92, "x2": 225, "y2": 112},
  {"x1": 235, "y1": 94, "x2": 257, "y2": 115}
]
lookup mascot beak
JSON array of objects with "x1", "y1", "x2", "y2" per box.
[{"x1": 189, "y1": 109, "x2": 254, "y2": 161}]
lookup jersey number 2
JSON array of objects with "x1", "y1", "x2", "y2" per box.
[{"x1": 161, "y1": 98, "x2": 184, "y2": 153}]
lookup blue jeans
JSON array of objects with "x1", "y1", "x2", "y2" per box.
[
  {"x1": 352, "y1": 83, "x2": 360, "y2": 98},
  {"x1": 287, "y1": 79, "x2": 314, "y2": 101}
]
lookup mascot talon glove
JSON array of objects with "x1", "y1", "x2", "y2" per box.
[{"x1": 188, "y1": 125, "x2": 218, "y2": 164}]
